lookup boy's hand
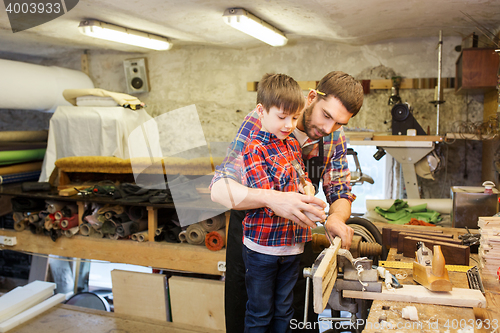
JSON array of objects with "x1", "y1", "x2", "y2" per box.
[
  {"x1": 303, "y1": 202, "x2": 326, "y2": 223},
  {"x1": 267, "y1": 191, "x2": 326, "y2": 229}
]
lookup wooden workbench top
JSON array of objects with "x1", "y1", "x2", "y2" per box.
[
  {"x1": 8, "y1": 303, "x2": 224, "y2": 333},
  {"x1": 364, "y1": 248, "x2": 499, "y2": 332}
]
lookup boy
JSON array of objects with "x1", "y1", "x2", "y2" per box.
[{"x1": 242, "y1": 73, "x2": 316, "y2": 332}]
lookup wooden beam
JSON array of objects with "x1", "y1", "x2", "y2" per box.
[
  {"x1": 1, "y1": 229, "x2": 225, "y2": 275},
  {"x1": 313, "y1": 236, "x2": 341, "y2": 314},
  {"x1": 247, "y1": 77, "x2": 455, "y2": 92},
  {"x1": 344, "y1": 285, "x2": 486, "y2": 308}
]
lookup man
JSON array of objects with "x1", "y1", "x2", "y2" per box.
[{"x1": 211, "y1": 71, "x2": 364, "y2": 332}]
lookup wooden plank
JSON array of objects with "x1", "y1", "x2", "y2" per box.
[
  {"x1": 344, "y1": 285, "x2": 486, "y2": 308},
  {"x1": 0, "y1": 229, "x2": 225, "y2": 275},
  {"x1": 0, "y1": 293, "x2": 65, "y2": 333},
  {"x1": 403, "y1": 236, "x2": 470, "y2": 265},
  {"x1": 6, "y1": 304, "x2": 217, "y2": 333},
  {"x1": 111, "y1": 270, "x2": 169, "y2": 322},
  {"x1": 373, "y1": 135, "x2": 443, "y2": 142},
  {"x1": 388, "y1": 228, "x2": 445, "y2": 249},
  {"x1": 147, "y1": 206, "x2": 158, "y2": 243},
  {"x1": 397, "y1": 232, "x2": 460, "y2": 254},
  {"x1": 169, "y1": 276, "x2": 225, "y2": 331},
  {"x1": 313, "y1": 236, "x2": 341, "y2": 314},
  {"x1": 0, "y1": 280, "x2": 55, "y2": 322}
]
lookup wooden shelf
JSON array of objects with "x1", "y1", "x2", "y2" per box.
[
  {"x1": 0, "y1": 229, "x2": 225, "y2": 276},
  {"x1": 0, "y1": 184, "x2": 228, "y2": 275}
]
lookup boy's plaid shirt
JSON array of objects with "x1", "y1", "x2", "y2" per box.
[
  {"x1": 210, "y1": 109, "x2": 355, "y2": 205},
  {"x1": 242, "y1": 130, "x2": 311, "y2": 246}
]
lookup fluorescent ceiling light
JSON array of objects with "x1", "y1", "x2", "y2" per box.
[
  {"x1": 223, "y1": 8, "x2": 288, "y2": 47},
  {"x1": 79, "y1": 20, "x2": 172, "y2": 51}
]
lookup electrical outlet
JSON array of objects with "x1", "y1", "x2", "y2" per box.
[
  {"x1": 217, "y1": 261, "x2": 226, "y2": 272},
  {"x1": 0, "y1": 236, "x2": 17, "y2": 246}
]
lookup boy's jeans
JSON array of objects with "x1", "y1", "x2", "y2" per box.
[{"x1": 242, "y1": 245, "x2": 300, "y2": 333}]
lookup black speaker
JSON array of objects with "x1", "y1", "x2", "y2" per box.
[
  {"x1": 391, "y1": 103, "x2": 426, "y2": 135},
  {"x1": 123, "y1": 58, "x2": 150, "y2": 94}
]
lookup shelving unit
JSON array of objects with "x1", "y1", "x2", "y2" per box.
[{"x1": 0, "y1": 184, "x2": 227, "y2": 276}]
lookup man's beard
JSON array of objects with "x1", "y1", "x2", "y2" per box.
[{"x1": 302, "y1": 103, "x2": 327, "y2": 140}]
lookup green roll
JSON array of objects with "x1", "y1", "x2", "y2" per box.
[{"x1": 0, "y1": 149, "x2": 46, "y2": 166}]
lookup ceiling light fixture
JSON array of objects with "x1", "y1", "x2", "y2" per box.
[
  {"x1": 78, "y1": 20, "x2": 172, "y2": 51},
  {"x1": 223, "y1": 8, "x2": 288, "y2": 47}
]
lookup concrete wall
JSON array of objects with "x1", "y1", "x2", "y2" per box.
[{"x1": 0, "y1": 36, "x2": 487, "y2": 198}]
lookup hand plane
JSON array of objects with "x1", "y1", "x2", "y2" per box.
[{"x1": 413, "y1": 242, "x2": 452, "y2": 291}]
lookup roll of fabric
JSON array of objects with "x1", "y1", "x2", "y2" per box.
[
  {"x1": 60, "y1": 215, "x2": 79, "y2": 230},
  {"x1": 205, "y1": 229, "x2": 226, "y2": 251},
  {"x1": 97, "y1": 204, "x2": 125, "y2": 216},
  {"x1": 0, "y1": 171, "x2": 41, "y2": 184},
  {"x1": 64, "y1": 226, "x2": 79, "y2": 238},
  {"x1": 79, "y1": 222, "x2": 93, "y2": 236},
  {"x1": 44, "y1": 217, "x2": 54, "y2": 230},
  {"x1": 200, "y1": 214, "x2": 225, "y2": 232},
  {"x1": 0, "y1": 149, "x2": 46, "y2": 166},
  {"x1": 0, "y1": 131, "x2": 48, "y2": 142},
  {"x1": 46, "y1": 201, "x2": 66, "y2": 214},
  {"x1": 0, "y1": 161, "x2": 43, "y2": 175},
  {"x1": 89, "y1": 230, "x2": 104, "y2": 238},
  {"x1": 84, "y1": 213, "x2": 102, "y2": 230},
  {"x1": 165, "y1": 226, "x2": 182, "y2": 243},
  {"x1": 116, "y1": 221, "x2": 134, "y2": 237},
  {"x1": 14, "y1": 220, "x2": 26, "y2": 231},
  {"x1": 134, "y1": 230, "x2": 149, "y2": 242},
  {"x1": 130, "y1": 219, "x2": 148, "y2": 234},
  {"x1": 127, "y1": 206, "x2": 147, "y2": 221},
  {"x1": 101, "y1": 220, "x2": 118, "y2": 234},
  {"x1": 28, "y1": 213, "x2": 39, "y2": 223},
  {"x1": 186, "y1": 223, "x2": 207, "y2": 245},
  {"x1": 178, "y1": 230, "x2": 187, "y2": 243}
]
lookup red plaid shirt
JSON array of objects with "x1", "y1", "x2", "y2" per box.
[
  {"x1": 242, "y1": 130, "x2": 312, "y2": 246},
  {"x1": 210, "y1": 109, "x2": 355, "y2": 205}
]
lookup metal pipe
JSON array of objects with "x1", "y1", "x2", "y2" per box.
[{"x1": 436, "y1": 30, "x2": 443, "y2": 135}]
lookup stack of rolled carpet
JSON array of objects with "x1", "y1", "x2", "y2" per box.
[
  {"x1": 11, "y1": 198, "x2": 79, "y2": 241},
  {"x1": 0, "y1": 131, "x2": 48, "y2": 185},
  {"x1": 80, "y1": 204, "x2": 148, "y2": 240},
  {"x1": 178, "y1": 213, "x2": 226, "y2": 251}
]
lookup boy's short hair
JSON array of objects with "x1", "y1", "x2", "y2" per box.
[
  {"x1": 316, "y1": 71, "x2": 364, "y2": 117},
  {"x1": 257, "y1": 73, "x2": 305, "y2": 115}
]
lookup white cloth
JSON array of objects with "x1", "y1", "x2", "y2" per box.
[
  {"x1": 40, "y1": 106, "x2": 161, "y2": 181},
  {"x1": 244, "y1": 237, "x2": 305, "y2": 256}
]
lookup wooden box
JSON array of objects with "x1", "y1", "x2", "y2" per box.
[{"x1": 455, "y1": 48, "x2": 499, "y2": 94}]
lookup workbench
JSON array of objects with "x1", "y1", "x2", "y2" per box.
[
  {"x1": 6, "y1": 303, "x2": 224, "y2": 333},
  {"x1": 362, "y1": 224, "x2": 500, "y2": 332},
  {"x1": 0, "y1": 183, "x2": 227, "y2": 275}
]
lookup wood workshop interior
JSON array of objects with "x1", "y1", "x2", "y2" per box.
[{"x1": 0, "y1": 0, "x2": 499, "y2": 332}]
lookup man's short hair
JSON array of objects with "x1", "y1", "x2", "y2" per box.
[
  {"x1": 257, "y1": 73, "x2": 305, "y2": 115},
  {"x1": 316, "y1": 71, "x2": 364, "y2": 117}
]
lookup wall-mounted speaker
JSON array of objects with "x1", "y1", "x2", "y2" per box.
[{"x1": 123, "y1": 58, "x2": 150, "y2": 94}]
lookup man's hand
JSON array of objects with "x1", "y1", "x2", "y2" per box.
[
  {"x1": 325, "y1": 215, "x2": 354, "y2": 249},
  {"x1": 267, "y1": 191, "x2": 326, "y2": 229},
  {"x1": 325, "y1": 198, "x2": 354, "y2": 249}
]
